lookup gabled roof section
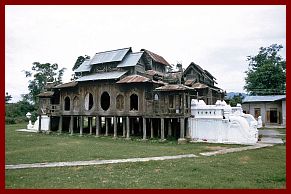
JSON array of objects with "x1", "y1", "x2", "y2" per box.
[
  {"x1": 54, "y1": 81, "x2": 78, "y2": 89},
  {"x1": 242, "y1": 95, "x2": 286, "y2": 103},
  {"x1": 117, "y1": 52, "x2": 143, "y2": 68},
  {"x1": 116, "y1": 74, "x2": 150, "y2": 84},
  {"x1": 184, "y1": 62, "x2": 204, "y2": 75},
  {"x1": 184, "y1": 62, "x2": 217, "y2": 84},
  {"x1": 155, "y1": 84, "x2": 194, "y2": 91},
  {"x1": 37, "y1": 91, "x2": 54, "y2": 97},
  {"x1": 90, "y1": 47, "x2": 131, "y2": 65},
  {"x1": 76, "y1": 71, "x2": 127, "y2": 82},
  {"x1": 141, "y1": 49, "x2": 170, "y2": 66},
  {"x1": 74, "y1": 58, "x2": 92, "y2": 73}
]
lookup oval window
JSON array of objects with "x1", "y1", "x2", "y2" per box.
[{"x1": 101, "y1": 92, "x2": 110, "y2": 111}]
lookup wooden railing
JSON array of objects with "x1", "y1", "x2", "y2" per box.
[{"x1": 49, "y1": 104, "x2": 61, "y2": 115}]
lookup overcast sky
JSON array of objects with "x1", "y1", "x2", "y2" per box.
[{"x1": 5, "y1": 5, "x2": 286, "y2": 102}]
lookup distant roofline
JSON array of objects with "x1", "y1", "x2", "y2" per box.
[
  {"x1": 94, "y1": 47, "x2": 132, "y2": 54},
  {"x1": 242, "y1": 95, "x2": 286, "y2": 103}
]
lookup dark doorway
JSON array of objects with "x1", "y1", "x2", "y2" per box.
[
  {"x1": 85, "y1": 93, "x2": 94, "y2": 111},
  {"x1": 270, "y1": 110, "x2": 278, "y2": 123},
  {"x1": 101, "y1": 92, "x2": 110, "y2": 111},
  {"x1": 130, "y1": 94, "x2": 138, "y2": 111},
  {"x1": 64, "y1": 97, "x2": 70, "y2": 111}
]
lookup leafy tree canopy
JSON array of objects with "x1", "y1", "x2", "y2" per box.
[
  {"x1": 244, "y1": 44, "x2": 286, "y2": 95},
  {"x1": 228, "y1": 93, "x2": 244, "y2": 107},
  {"x1": 24, "y1": 62, "x2": 66, "y2": 104}
]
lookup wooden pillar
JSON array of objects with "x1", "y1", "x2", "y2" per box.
[
  {"x1": 168, "y1": 119, "x2": 172, "y2": 137},
  {"x1": 183, "y1": 92, "x2": 186, "y2": 114},
  {"x1": 58, "y1": 116, "x2": 62, "y2": 133},
  {"x1": 70, "y1": 115, "x2": 74, "y2": 135},
  {"x1": 126, "y1": 117, "x2": 130, "y2": 139},
  {"x1": 89, "y1": 117, "x2": 92, "y2": 135},
  {"x1": 113, "y1": 116, "x2": 117, "y2": 138},
  {"x1": 95, "y1": 116, "x2": 100, "y2": 137},
  {"x1": 150, "y1": 118, "x2": 154, "y2": 138},
  {"x1": 80, "y1": 116, "x2": 83, "y2": 136},
  {"x1": 161, "y1": 118, "x2": 165, "y2": 140},
  {"x1": 131, "y1": 118, "x2": 134, "y2": 135},
  {"x1": 105, "y1": 117, "x2": 109, "y2": 136},
  {"x1": 139, "y1": 117, "x2": 142, "y2": 134},
  {"x1": 142, "y1": 117, "x2": 147, "y2": 140},
  {"x1": 38, "y1": 115, "x2": 42, "y2": 133},
  {"x1": 122, "y1": 117, "x2": 126, "y2": 137}
]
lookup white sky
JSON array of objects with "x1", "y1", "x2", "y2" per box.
[{"x1": 5, "y1": 5, "x2": 286, "y2": 102}]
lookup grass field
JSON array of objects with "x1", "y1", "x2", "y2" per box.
[{"x1": 5, "y1": 123, "x2": 286, "y2": 189}]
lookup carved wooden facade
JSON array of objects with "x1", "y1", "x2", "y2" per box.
[{"x1": 38, "y1": 47, "x2": 224, "y2": 142}]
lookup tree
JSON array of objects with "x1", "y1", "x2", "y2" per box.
[
  {"x1": 228, "y1": 93, "x2": 244, "y2": 107},
  {"x1": 24, "y1": 62, "x2": 66, "y2": 103},
  {"x1": 5, "y1": 95, "x2": 36, "y2": 124},
  {"x1": 244, "y1": 44, "x2": 286, "y2": 95},
  {"x1": 5, "y1": 92, "x2": 12, "y2": 103}
]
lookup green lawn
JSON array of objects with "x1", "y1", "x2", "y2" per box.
[{"x1": 5, "y1": 123, "x2": 286, "y2": 189}]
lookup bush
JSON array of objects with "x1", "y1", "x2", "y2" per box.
[
  {"x1": 5, "y1": 117, "x2": 16, "y2": 124},
  {"x1": 5, "y1": 99, "x2": 36, "y2": 124}
]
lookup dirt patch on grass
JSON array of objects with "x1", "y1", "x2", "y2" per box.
[{"x1": 239, "y1": 156, "x2": 251, "y2": 164}]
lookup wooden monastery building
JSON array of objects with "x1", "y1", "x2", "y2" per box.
[{"x1": 38, "y1": 47, "x2": 225, "y2": 142}]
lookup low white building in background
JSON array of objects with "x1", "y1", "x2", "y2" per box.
[
  {"x1": 242, "y1": 95, "x2": 286, "y2": 127},
  {"x1": 189, "y1": 100, "x2": 259, "y2": 145}
]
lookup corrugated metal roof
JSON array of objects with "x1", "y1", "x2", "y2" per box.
[
  {"x1": 242, "y1": 95, "x2": 286, "y2": 103},
  {"x1": 141, "y1": 49, "x2": 170, "y2": 66},
  {"x1": 76, "y1": 71, "x2": 127, "y2": 82},
  {"x1": 117, "y1": 52, "x2": 143, "y2": 68},
  {"x1": 74, "y1": 58, "x2": 92, "y2": 73},
  {"x1": 155, "y1": 84, "x2": 194, "y2": 91},
  {"x1": 90, "y1": 47, "x2": 131, "y2": 65},
  {"x1": 54, "y1": 81, "x2": 78, "y2": 88},
  {"x1": 37, "y1": 91, "x2": 54, "y2": 97},
  {"x1": 116, "y1": 74, "x2": 150, "y2": 84}
]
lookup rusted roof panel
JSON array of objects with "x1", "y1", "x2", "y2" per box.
[
  {"x1": 117, "y1": 52, "x2": 143, "y2": 68},
  {"x1": 44, "y1": 82, "x2": 56, "y2": 89},
  {"x1": 37, "y1": 91, "x2": 54, "y2": 97},
  {"x1": 184, "y1": 79, "x2": 195, "y2": 86},
  {"x1": 145, "y1": 70, "x2": 164, "y2": 76},
  {"x1": 76, "y1": 71, "x2": 127, "y2": 82},
  {"x1": 116, "y1": 74, "x2": 150, "y2": 84},
  {"x1": 90, "y1": 47, "x2": 131, "y2": 65},
  {"x1": 54, "y1": 81, "x2": 78, "y2": 89},
  {"x1": 74, "y1": 58, "x2": 92, "y2": 73},
  {"x1": 191, "y1": 82, "x2": 208, "y2": 89},
  {"x1": 155, "y1": 84, "x2": 194, "y2": 91},
  {"x1": 141, "y1": 49, "x2": 170, "y2": 66}
]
